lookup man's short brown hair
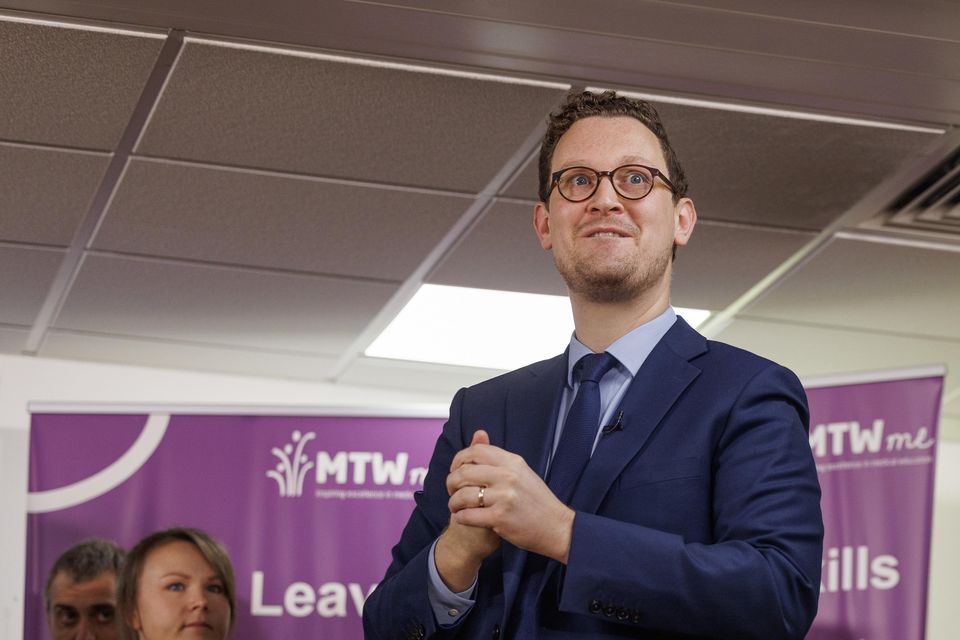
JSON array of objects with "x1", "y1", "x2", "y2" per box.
[{"x1": 537, "y1": 90, "x2": 688, "y2": 204}]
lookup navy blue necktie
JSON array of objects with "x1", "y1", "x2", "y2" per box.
[
  {"x1": 546, "y1": 351, "x2": 618, "y2": 503},
  {"x1": 509, "y1": 351, "x2": 618, "y2": 637}
]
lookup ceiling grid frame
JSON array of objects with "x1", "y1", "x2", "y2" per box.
[
  {"x1": 22, "y1": 29, "x2": 186, "y2": 354},
  {"x1": 326, "y1": 87, "x2": 581, "y2": 382},
  {"x1": 0, "y1": 5, "x2": 956, "y2": 442}
]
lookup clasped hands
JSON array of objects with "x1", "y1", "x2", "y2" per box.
[{"x1": 435, "y1": 429, "x2": 575, "y2": 592}]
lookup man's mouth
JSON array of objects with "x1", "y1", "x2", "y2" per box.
[{"x1": 589, "y1": 231, "x2": 625, "y2": 238}]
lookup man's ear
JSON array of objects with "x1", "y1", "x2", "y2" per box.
[
  {"x1": 534, "y1": 202, "x2": 552, "y2": 250},
  {"x1": 673, "y1": 197, "x2": 697, "y2": 248},
  {"x1": 131, "y1": 607, "x2": 142, "y2": 633}
]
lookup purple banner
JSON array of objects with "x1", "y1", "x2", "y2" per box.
[
  {"x1": 806, "y1": 374, "x2": 943, "y2": 640},
  {"x1": 25, "y1": 372, "x2": 944, "y2": 639},
  {"x1": 25, "y1": 412, "x2": 443, "y2": 639}
]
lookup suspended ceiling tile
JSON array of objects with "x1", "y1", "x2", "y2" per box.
[
  {"x1": 428, "y1": 200, "x2": 814, "y2": 310},
  {"x1": 40, "y1": 330, "x2": 339, "y2": 380},
  {"x1": 0, "y1": 245, "x2": 65, "y2": 326},
  {"x1": 651, "y1": 102, "x2": 940, "y2": 231},
  {"x1": 92, "y1": 159, "x2": 473, "y2": 280},
  {"x1": 498, "y1": 101, "x2": 939, "y2": 233},
  {"x1": 671, "y1": 222, "x2": 814, "y2": 310},
  {"x1": 0, "y1": 144, "x2": 110, "y2": 246},
  {"x1": 714, "y1": 317, "x2": 960, "y2": 386},
  {"x1": 0, "y1": 19, "x2": 163, "y2": 149},
  {"x1": 743, "y1": 237, "x2": 960, "y2": 340},
  {"x1": 676, "y1": 0, "x2": 960, "y2": 43},
  {"x1": 427, "y1": 199, "x2": 565, "y2": 296},
  {"x1": 378, "y1": 1, "x2": 960, "y2": 80},
  {"x1": 136, "y1": 40, "x2": 567, "y2": 192},
  {"x1": 0, "y1": 325, "x2": 28, "y2": 354},
  {"x1": 3, "y1": 1, "x2": 959, "y2": 124},
  {"x1": 53, "y1": 255, "x2": 398, "y2": 354},
  {"x1": 500, "y1": 155, "x2": 540, "y2": 201}
]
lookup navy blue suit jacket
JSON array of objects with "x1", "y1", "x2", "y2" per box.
[{"x1": 363, "y1": 318, "x2": 823, "y2": 639}]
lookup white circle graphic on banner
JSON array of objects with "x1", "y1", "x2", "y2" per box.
[{"x1": 26, "y1": 413, "x2": 170, "y2": 513}]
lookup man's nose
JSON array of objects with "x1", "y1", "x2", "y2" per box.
[
  {"x1": 71, "y1": 619, "x2": 96, "y2": 640},
  {"x1": 587, "y1": 175, "x2": 624, "y2": 213}
]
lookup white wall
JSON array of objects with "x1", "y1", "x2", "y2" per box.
[
  {"x1": 0, "y1": 353, "x2": 448, "y2": 640},
  {"x1": 928, "y1": 441, "x2": 960, "y2": 640},
  {"x1": 1, "y1": 354, "x2": 957, "y2": 640}
]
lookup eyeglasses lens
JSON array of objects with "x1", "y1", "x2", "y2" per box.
[{"x1": 557, "y1": 166, "x2": 655, "y2": 201}]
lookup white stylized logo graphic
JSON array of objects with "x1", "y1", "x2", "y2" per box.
[
  {"x1": 809, "y1": 419, "x2": 935, "y2": 458},
  {"x1": 810, "y1": 418, "x2": 936, "y2": 474},
  {"x1": 28, "y1": 413, "x2": 171, "y2": 513},
  {"x1": 266, "y1": 429, "x2": 427, "y2": 500},
  {"x1": 266, "y1": 430, "x2": 316, "y2": 497}
]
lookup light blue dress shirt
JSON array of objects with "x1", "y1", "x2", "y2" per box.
[{"x1": 427, "y1": 307, "x2": 679, "y2": 625}]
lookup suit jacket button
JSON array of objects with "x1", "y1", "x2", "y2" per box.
[
  {"x1": 603, "y1": 604, "x2": 616, "y2": 617},
  {"x1": 589, "y1": 599, "x2": 602, "y2": 614},
  {"x1": 630, "y1": 610, "x2": 641, "y2": 623},
  {"x1": 491, "y1": 623, "x2": 501, "y2": 639},
  {"x1": 417, "y1": 623, "x2": 425, "y2": 639},
  {"x1": 616, "y1": 607, "x2": 628, "y2": 620}
]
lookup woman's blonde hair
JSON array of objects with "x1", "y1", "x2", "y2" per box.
[{"x1": 115, "y1": 527, "x2": 236, "y2": 640}]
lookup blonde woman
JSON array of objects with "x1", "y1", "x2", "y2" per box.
[{"x1": 116, "y1": 528, "x2": 235, "y2": 640}]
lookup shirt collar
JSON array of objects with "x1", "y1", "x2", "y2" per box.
[{"x1": 566, "y1": 306, "x2": 677, "y2": 387}]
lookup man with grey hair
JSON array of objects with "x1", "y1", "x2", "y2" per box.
[{"x1": 45, "y1": 538, "x2": 125, "y2": 640}]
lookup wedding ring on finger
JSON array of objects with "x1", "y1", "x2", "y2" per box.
[{"x1": 478, "y1": 485, "x2": 486, "y2": 508}]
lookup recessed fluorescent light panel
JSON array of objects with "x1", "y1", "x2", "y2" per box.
[{"x1": 366, "y1": 284, "x2": 710, "y2": 370}]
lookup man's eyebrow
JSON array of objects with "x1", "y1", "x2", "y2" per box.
[
  {"x1": 556, "y1": 155, "x2": 657, "y2": 170},
  {"x1": 88, "y1": 603, "x2": 116, "y2": 612},
  {"x1": 621, "y1": 154, "x2": 656, "y2": 165}
]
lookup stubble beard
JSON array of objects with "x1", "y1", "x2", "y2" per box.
[{"x1": 554, "y1": 242, "x2": 673, "y2": 304}]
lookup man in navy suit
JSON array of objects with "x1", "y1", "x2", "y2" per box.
[{"x1": 363, "y1": 90, "x2": 823, "y2": 639}]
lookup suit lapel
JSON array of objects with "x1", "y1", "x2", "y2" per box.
[
  {"x1": 501, "y1": 352, "x2": 567, "y2": 617},
  {"x1": 570, "y1": 319, "x2": 707, "y2": 513},
  {"x1": 503, "y1": 352, "x2": 568, "y2": 477}
]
